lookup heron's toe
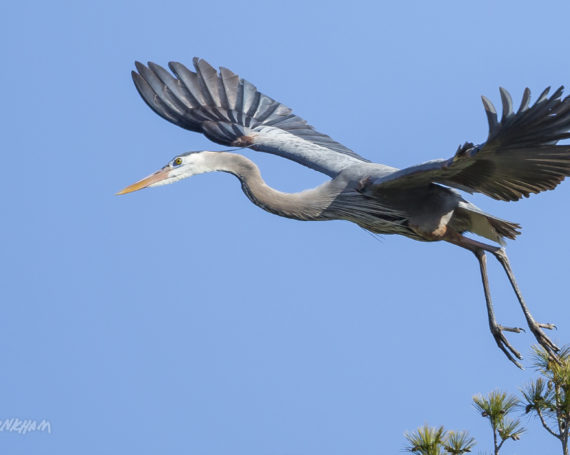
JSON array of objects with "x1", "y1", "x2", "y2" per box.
[{"x1": 489, "y1": 324, "x2": 523, "y2": 368}]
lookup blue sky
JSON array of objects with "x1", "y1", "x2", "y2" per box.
[{"x1": 2, "y1": 1, "x2": 570, "y2": 453}]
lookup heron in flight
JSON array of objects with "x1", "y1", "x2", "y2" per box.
[{"x1": 118, "y1": 58, "x2": 570, "y2": 368}]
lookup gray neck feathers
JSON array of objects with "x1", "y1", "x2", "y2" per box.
[{"x1": 208, "y1": 152, "x2": 343, "y2": 221}]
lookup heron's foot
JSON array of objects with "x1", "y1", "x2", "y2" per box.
[
  {"x1": 527, "y1": 320, "x2": 559, "y2": 358},
  {"x1": 491, "y1": 323, "x2": 523, "y2": 369},
  {"x1": 500, "y1": 325, "x2": 525, "y2": 334},
  {"x1": 538, "y1": 322, "x2": 557, "y2": 330}
]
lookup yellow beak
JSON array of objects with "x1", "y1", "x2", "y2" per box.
[{"x1": 116, "y1": 168, "x2": 170, "y2": 195}]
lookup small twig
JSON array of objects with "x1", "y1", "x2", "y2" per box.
[{"x1": 536, "y1": 408, "x2": 560, "y2": 439}]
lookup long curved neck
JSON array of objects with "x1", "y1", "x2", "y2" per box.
[{"x1": 203, "y1": 152, "x2": 343, "y2": 220}]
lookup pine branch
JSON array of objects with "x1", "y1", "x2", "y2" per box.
[{"x1": 536, "y1": 408, "x2": 560, "y2": 439}]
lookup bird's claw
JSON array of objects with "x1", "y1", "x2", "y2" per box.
[
  {"x1": 498, "y1": 325, "x2": 525, "y2": 333},
  {"x1": 490, "y1": 324, "x2": 523, "y2": 369},
  {"x1": 538, "y1": 322, "x2": 557, "y2": 330},
  {"x1": 528, "y1": 321, "x2": 560, "y2": 359}
]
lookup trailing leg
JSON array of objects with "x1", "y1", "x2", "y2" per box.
[
  {"x1": 492, "y1": 248, "x2": 559, "y2": 358},
  {"x1": 473, "y1": 248, "x2": 523, "y2": 368},
  {"x1": 445, "y1": 232, "x2": 524, "y2": 366},
  {"x1": 445, "y1": 232, "x2": 559, "y2": 365}
]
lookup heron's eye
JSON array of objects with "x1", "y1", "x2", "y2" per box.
[{"x1": 173, "y1": 157, "x2": 183, "y2": 166}]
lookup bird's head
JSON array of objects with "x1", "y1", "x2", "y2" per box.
[{"x1": 116, "y1": 151, "x2": 215, "y2": 195}]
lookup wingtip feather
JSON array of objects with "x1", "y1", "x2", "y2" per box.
[
  {"x1": 134, "y1": 61, "x2": 146, "y2": 73},
  {"x1": 517, "y1": 88, "x2": 531, "y2": 113},
  {"x1": 535, "y1": 86, "x2": 551, "y2": 104},
  {"x1": 481, "y1": 95, "x2": 498, "y2": 135},
  {"x1": 499, "y1": 87, "x2": 514, "y2": 120}
]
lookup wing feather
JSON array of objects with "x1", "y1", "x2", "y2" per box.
[
  {"x1": 517, "y1": 87, "x2": 531, "y2": 113},
  {"x1": 133, "y1": 59, "x2": 368, "y2": 176},
  {"x1": 366, "y1": 87, "x2": 570, "y2": 201},
  {"x1": 481, "y1": 95, "x2": 499, "y2": 136},
  {"x1": 219, "y1": 67, "x2": 239, "y2": 109},
  {"x1": 193, "y1": 58, "x2": 221, "y2": 107},
  {"x1": 132, "y1": 71, "x2": 187, "y2": 126},
  {"x1": 499, "y1": 87, "x2": 513, "y2": 122},
  {"x1": 168, "y1": 62, "x2": 206, "y2": 106}
]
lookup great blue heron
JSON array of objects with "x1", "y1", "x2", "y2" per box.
[{"x1": 118, "y1": 58, "x2": 570, "y2": 368}]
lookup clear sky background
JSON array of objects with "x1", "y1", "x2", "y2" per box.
[{"x1": 2, "y1": 1, "x2": 570, "y2": 454}]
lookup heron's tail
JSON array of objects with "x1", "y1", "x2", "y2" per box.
[{"x1": 454, "y1": 201, "x2": 521, "y2": 245}]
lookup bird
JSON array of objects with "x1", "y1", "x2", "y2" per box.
[{"x1": 118, "y1": 58, "x2": 570, "y2": 368}]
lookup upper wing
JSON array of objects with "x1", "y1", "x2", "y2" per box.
[
  {"x1": 132, "y1": 58, "x2": 369, "y2": 177},
  {"x1": 366, "y1": 86, "x2": 570, "y2": 201}
]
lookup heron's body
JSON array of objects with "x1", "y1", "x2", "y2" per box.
[
  {"x1": 168, "y1": 151, "x2": 517, "y2": 244},
  {"x1": 119, "y1": 58, "x2": 570, "y2": 367}
]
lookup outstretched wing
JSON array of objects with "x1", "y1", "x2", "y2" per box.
[
  {"x1": 366, "y1": 87, "x2": 570, "y2": 201},
  {"x1": 132, "y1": 58, "x2": 369, "y2": 177}
]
